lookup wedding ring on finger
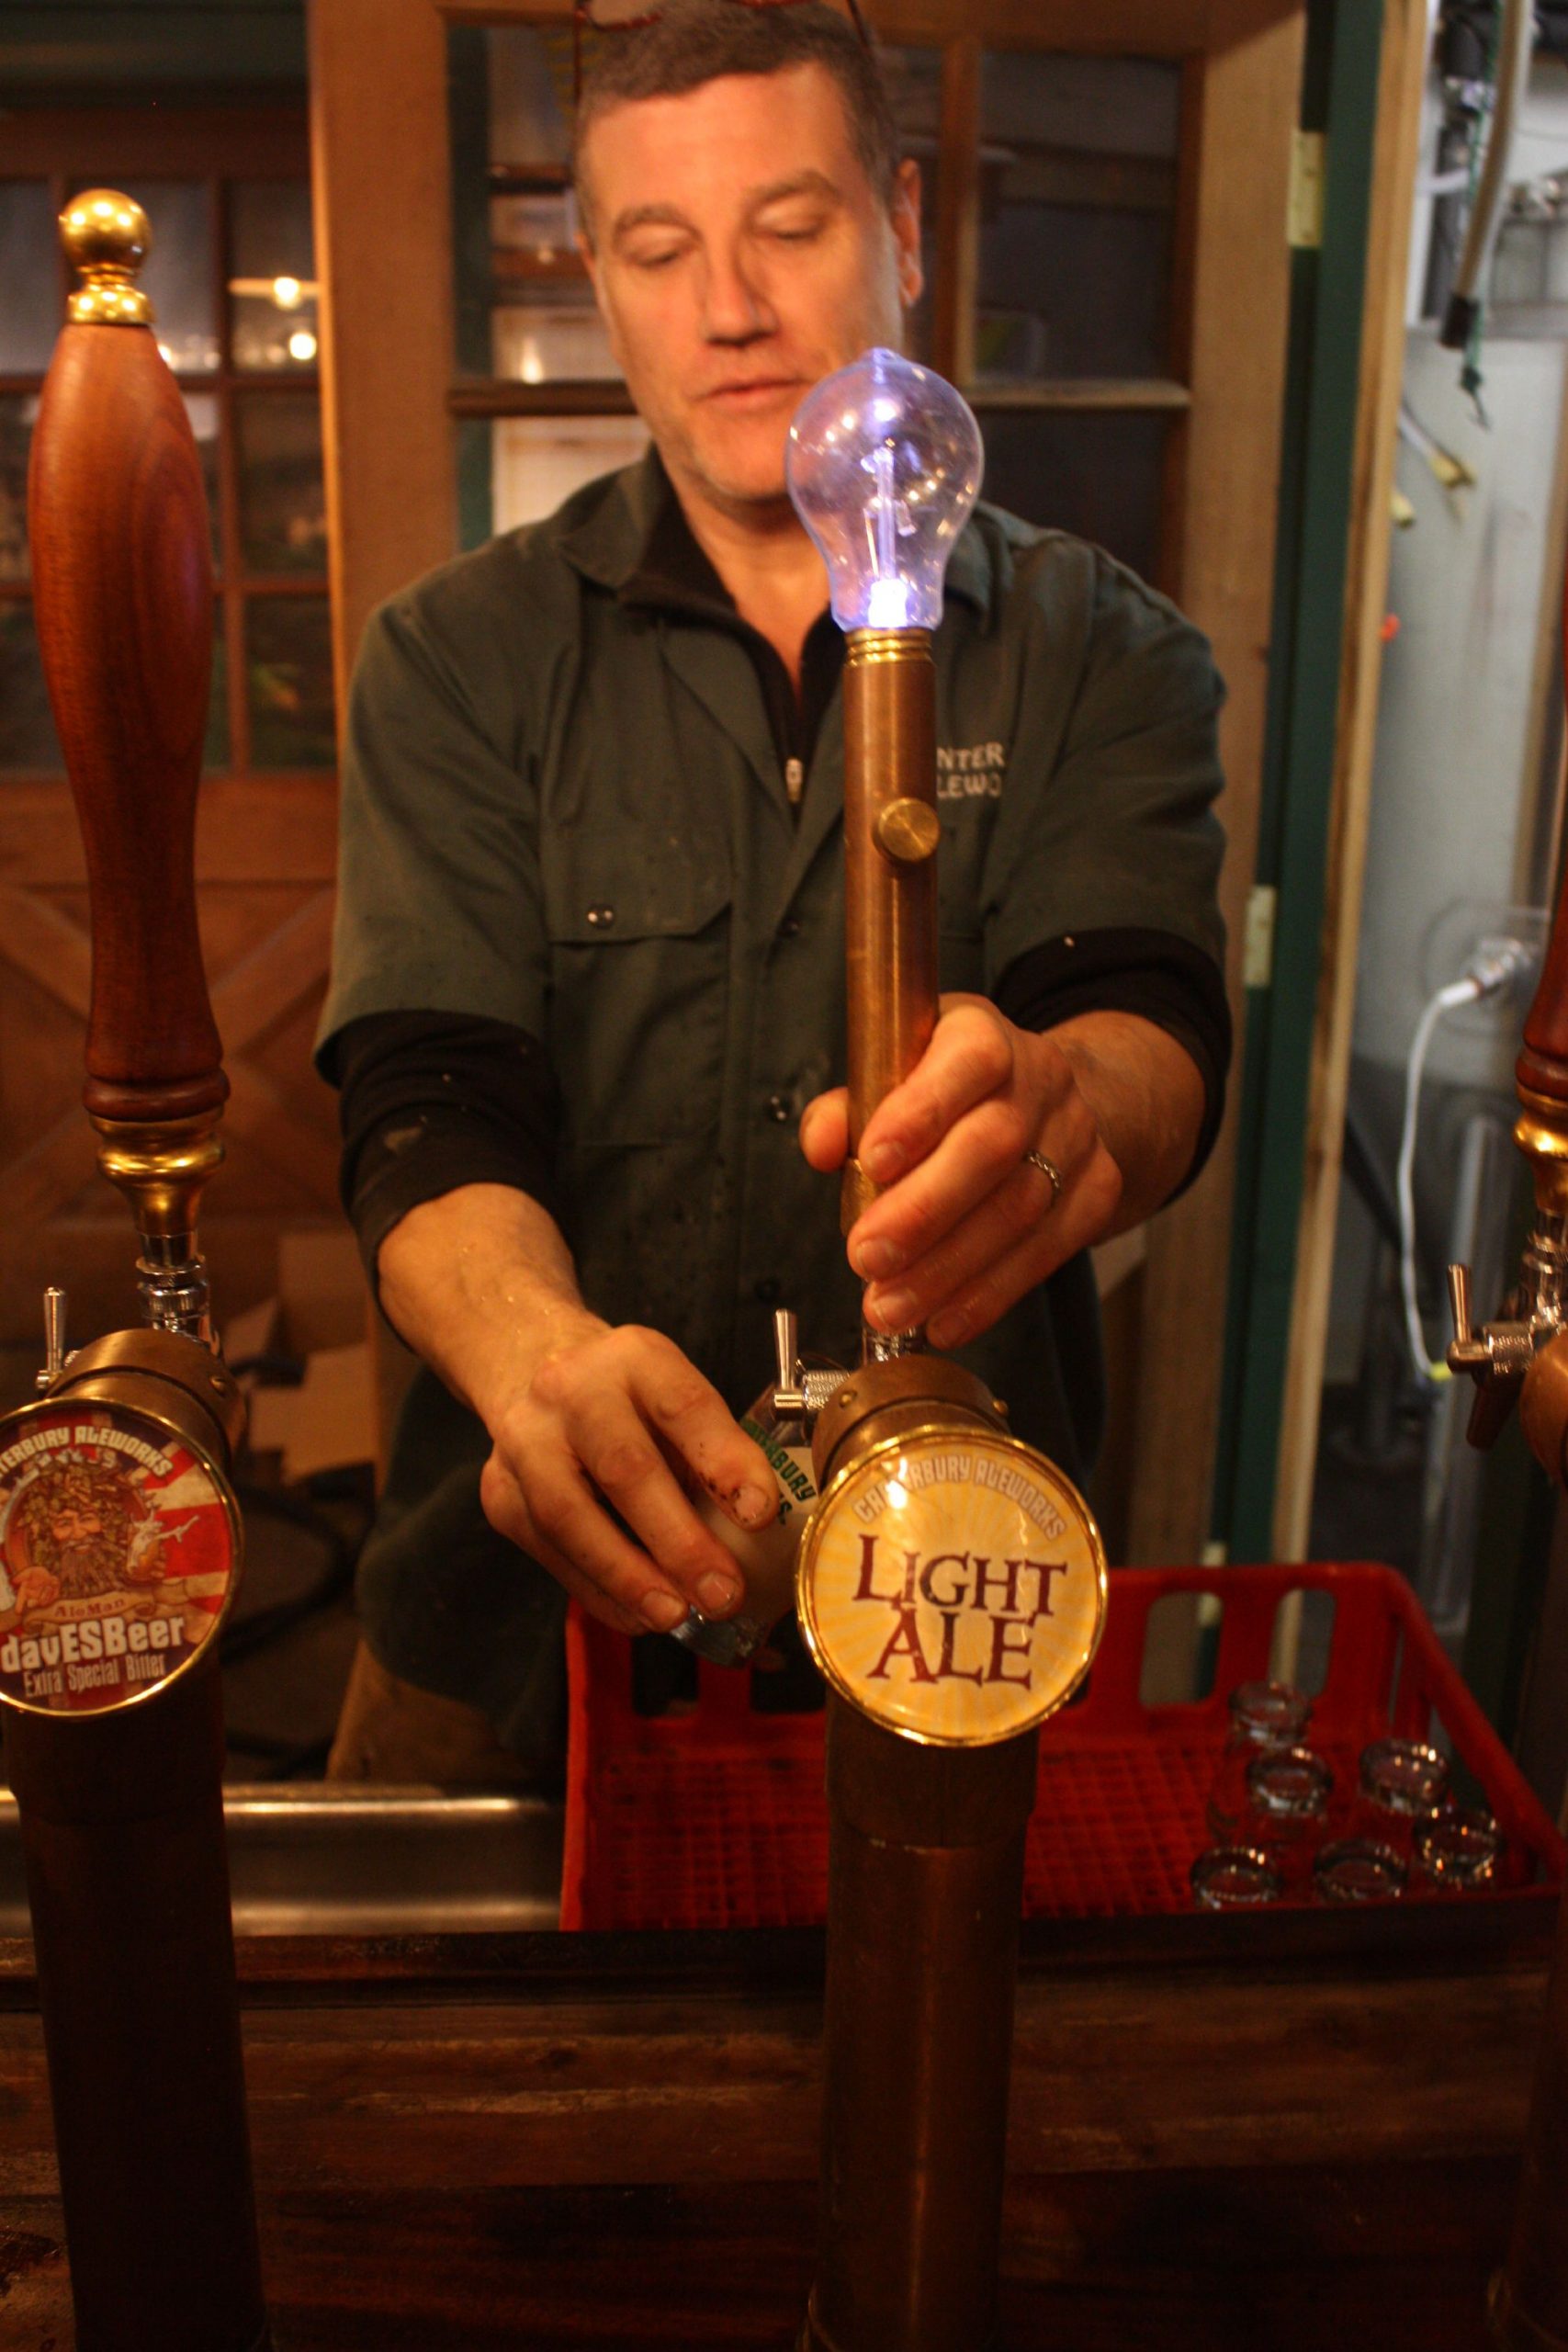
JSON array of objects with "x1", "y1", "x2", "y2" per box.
[{"x1": 1025, "y1": 1148, "x2": 1064, "y2": 1211}]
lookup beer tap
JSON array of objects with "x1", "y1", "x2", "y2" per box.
[
  {"x1": 1448, "y1": 545, "x2": 1568, "y2": 2352},
  {"x1": 774, "y1": 349, "x2": 1108, "y2": 2352},
  {"x1": 1448, "y1": 951, "x2": 1568, "y2": 1472},
  {"x1": 0, "y1": 192, "x2": 269, "y2": 2352}
]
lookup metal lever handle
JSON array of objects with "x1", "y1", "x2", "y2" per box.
[
  {"x1": 771, "y1": 1306, "x2": 847, "y2": 1424},
  {"x1": 1448, "y1": 1262, "x2": 1473, "y2": 1347},
  {"x1": 37, "y1": 1286, "x2": 67, "y2": 1391}
]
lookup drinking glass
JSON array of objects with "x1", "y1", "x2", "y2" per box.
[
  {"x1": 1205, "y1": 1679, "x2": 1314, "y2": 1839},
  {"x1": 1190, "y1": 1845, "x2": 1283, "y2": 1910}
]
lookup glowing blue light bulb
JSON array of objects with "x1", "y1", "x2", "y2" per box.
[{"x1": 786, "y1": 346, "x2": 983, "y2": 633}]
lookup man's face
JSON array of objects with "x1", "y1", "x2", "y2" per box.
[{"x1": 580, "y1": 62, "x2": 921, "y2": 519}]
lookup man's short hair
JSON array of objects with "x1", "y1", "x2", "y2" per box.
[{"x1": 574, "y1": 0, "x2": 901, "y2": 241}]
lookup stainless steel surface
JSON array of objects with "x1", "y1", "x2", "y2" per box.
[{"x1": 0, "y1": 1784, "x2": 564, "y2": 1938}]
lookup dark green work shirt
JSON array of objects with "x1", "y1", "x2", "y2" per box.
[{"x1": 317, "y1": 454, "x2": 1226, "y2": 1742}]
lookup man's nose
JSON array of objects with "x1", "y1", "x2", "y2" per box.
[{"x1": 701, "y1": 246, "x2": 775, "y2": 344}]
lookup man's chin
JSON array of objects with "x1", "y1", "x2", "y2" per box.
[{"x1": 675, "y1": 413, "x2": 800, "y2": 508}]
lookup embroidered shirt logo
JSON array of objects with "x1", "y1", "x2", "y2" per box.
[{"x1": 937, "y1": 741, "x2": 1006, "y2": 802}]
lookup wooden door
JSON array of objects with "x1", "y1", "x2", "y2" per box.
[
  {"x1": 0, "y1": 107, "x2": 341, "y2": 1356},
  {"x1": 309, "y1": 0, "x2": 1305, "y2": 1560}
]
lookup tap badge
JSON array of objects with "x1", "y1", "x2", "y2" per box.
[
  {"x1": 0, "y1": 1398, "x2": 238, "y2": 1717},
  {"x1": 795, "y1": 1430, "x2": 1107, "y2": 1745}
]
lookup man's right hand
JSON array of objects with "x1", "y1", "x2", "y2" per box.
[
  {"x1": 375, "y1": 1183, "x2": 778, "y2": 1638},
  {"x1": 477, "y1": 1315, "x2": 779, "y2": 1636}
]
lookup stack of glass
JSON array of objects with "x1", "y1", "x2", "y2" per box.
[{"x1": 1190, "y1": 1688, "x2": 1505, "y2": 1911}]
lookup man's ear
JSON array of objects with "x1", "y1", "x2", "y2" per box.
[{"x1": 892, "y1": 158, "x2": 923, "y2": 309}]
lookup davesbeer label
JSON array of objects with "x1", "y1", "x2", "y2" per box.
[
  {"x1": 0, "y1": 1400, "x2": 237, "y2": 1717},
  {"x1": 796, "y1": 1431, "x2": 1106, "y2": 1745}
]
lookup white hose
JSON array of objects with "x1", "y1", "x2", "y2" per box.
[
  {"x1": 1398, "y1": 976, "x2": 1483, "y2": 1385},
  {"x1": 1450, "y1": 0, "x2": 1533, "y2": 315}
]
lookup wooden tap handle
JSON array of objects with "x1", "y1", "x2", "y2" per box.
[{"x1": 28, "y1": 190, "x2": 226, "y2": 1129}]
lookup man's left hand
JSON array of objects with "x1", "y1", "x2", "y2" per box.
[{"x1": 799, "y1": 996, "x2": 1201, "y2": 1351}]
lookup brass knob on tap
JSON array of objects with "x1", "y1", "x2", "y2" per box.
[
  {"x1": 62, "y1": 189, "x2": 153, "y2": 326},
  {"x1": 873, "y1": 797, "x2": 942, "y2": 866}
]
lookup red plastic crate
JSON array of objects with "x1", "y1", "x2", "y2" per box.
[{"x1": 560, "y1": 1562, "x2": 1565, "y2": 1931}]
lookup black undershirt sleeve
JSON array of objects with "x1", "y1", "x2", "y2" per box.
[
  {"x1": 330, "y1": 927, "x2": 1228, "y2": 1288},
  {"x1": 326, "y1": 1011, "x2": 562, "y2": 1290},
  {"x1": 994, "y1": 927, "x2": 1231, "y2": 1203}
]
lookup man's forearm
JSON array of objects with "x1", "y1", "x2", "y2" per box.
[
  {"x1": 376, "y1": 1182, "x2": 604, "y2": 1433},
  {"x1": 1048, "y1": 1010, "x2": 1207, "y2": 1229},
  {"x1": 374, "y1": 1181, "x2": 775, "y2": 1634}
]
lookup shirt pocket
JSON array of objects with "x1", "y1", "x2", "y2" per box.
[{"x1": 542, "y1": 824, "x2": 731, "y2": 1146}]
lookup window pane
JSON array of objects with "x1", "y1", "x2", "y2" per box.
[
  {"x1": 0, "y1": 396, "x2": 39, "y2": 582},
  {"x1": 976, "y1": 54, "x2": 1179, "y2": 384},
  {"x1": 461, "y1": 27, "x2": 615, "y2": 384},
  {"x1": 184, "y1": 390, "x2": 222, "y2": 568},
  {"x1": 76, "y1": 180, "x2": 220, "y2": 375},
  {"x1": 979, "y1": 410, "x2": 1170, "y2": 582},
  {"x1": 229, "y1": 181, "x2": 318, "y2": 373},
  {"x1": 0, "y1": 603, "x2": 63, "y2": 772},
  {"x1": 246, "y1": 595, "x2": 335, "y2": 769},
  {"x1": 491, "y1": 413, "x2": 650, "y2": 535},
  {"x1": 487, "y1": 25, "x2": 571, "y2": 170},
  {"x1": 0, "y1": 183, "x2": 62, "y2": 373},
  {"x1": 886, "y1": 48, "x2": 941, "y2": 368},
  {"x1": 235, "y1": 391, "x2": 326, "y2": 574}
]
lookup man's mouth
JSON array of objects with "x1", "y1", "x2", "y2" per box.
[{"x1": 703, "y1": 377, "x2": 802, "y2": 407}]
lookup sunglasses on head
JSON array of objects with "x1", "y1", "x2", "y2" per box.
[{"x1": 573, "y1": 0, "x2": 874, "y2": 112}]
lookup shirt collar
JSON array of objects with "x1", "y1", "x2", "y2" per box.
[{"x1": 553, "y1": 444, "x2": 996, "y2": 627}]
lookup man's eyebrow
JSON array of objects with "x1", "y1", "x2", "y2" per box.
[
  {"x1": 609, "y1": 171, "x2": 843, "y2": 247},
  {"x1": 745, "y1": 170, "x2": 842, "y2": 212},
  {"x1": 610, "y1": 201, "x2": 695, "y2": 247}
]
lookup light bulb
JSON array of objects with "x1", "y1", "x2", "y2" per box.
[{"x1": 785, "y1": 346, "x2": 983, "y2": 633}]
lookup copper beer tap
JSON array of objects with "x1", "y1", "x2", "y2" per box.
[
  {"x1": 0, "y1": 193, "x2": 269, "y2": 2352},
  {"x1": 775, "y1": 351, "x2": 1107, "y2": 2352}
]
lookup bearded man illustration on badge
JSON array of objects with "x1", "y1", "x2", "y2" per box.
[{"x1": 2, "y1": 1455, "x2": 163, "y2": 1615}]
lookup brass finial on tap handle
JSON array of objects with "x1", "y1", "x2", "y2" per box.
[
  {"x1": 61, "y1": 187, "x2": 154, "y2": 324},
  {"x1": 29, "y1": 187, "x2": 227, "y2": 1340}
]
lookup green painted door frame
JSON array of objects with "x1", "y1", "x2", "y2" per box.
[{"x1": 1213, "y1": 0, "x2": 1398, "y2": 1561}]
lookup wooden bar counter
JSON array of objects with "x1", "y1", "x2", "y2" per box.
[{"x1": 0, "y1": 1896, "x2": 1552, "y2": 2348}]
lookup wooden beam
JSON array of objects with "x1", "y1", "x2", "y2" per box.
[
  {"x1": 309, "y1": 0, "x2": 458, "y2": 720},
  {"x1": 1269, "y1": 0, "x2": 1438, "y2": 1561},
  {"x1": 0, "y1": 106, "x2": 308, "y2": 180},
  {"x1": 441, "y1": 0, "x2": 1301, "y2": 55},
  {"x1": 1126, "y1": 0, "x2": 1305, "y2": 1564}
]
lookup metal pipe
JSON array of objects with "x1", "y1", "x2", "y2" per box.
[
  {"x1": 840, "y1": 628, "x2": 941, "y2": 1242},
  {"x1": 802, "y1": 1701, "x2": 1038, "y2": 2352},
  {"x1": 6, "y1": 1666, "x2": 269, "y2": 2352}
]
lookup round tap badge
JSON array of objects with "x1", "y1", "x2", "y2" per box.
[
  {"x1": 0, "y1": 1398, "x2": 238, "y2": 1717},
  {"x1": 796, "y1": 1430, "x2": 1107, "y2": 1746}
]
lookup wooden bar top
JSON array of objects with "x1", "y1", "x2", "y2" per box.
[{"x1": 0, "y1": 1899, "x2": 1555, "y2": 2348}]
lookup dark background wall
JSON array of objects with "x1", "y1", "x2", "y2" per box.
[{"x1": 1, "y1": 1, "x2": 305, "y2": 101}]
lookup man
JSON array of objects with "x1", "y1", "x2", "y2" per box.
[{"x1": 317, "y1": 0, "x2": 1228, "y2": 1781}]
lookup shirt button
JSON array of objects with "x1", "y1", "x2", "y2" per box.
[
  {"x1": 779, "y1": 916, "x2": 801, "y2": 939},
  {"x1": 765, "y1": 1093, "x2": 792, "y2": 1124},
  {"x1": 754, "y1": 1276, "x2": 783, "y2": 1306},
  {"x1": 586, "y1": 903, "x2": 615, "y2": 929}
]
